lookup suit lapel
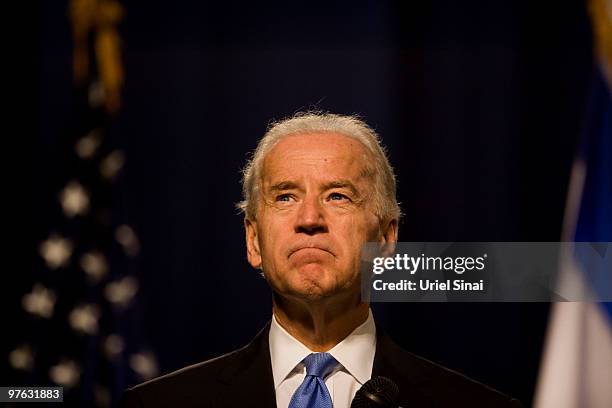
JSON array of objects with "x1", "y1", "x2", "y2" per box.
[
  {"x1": 372, "y1": 325, "x2": 435, "y2": 408},
  {"x1": 210, "y1": 322, "x2": 436, "y2": 407},
  {"x1": 214, "y1": 322, "x2": 277, "y2": 408}
]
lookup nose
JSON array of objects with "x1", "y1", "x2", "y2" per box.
[{"x1": 294, "y1": 195, "x2": 327, "y2": 235}]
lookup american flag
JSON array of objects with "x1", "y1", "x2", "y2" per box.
[{"x1": 9, "y1": 1, "x2": 158, "y2": 406}]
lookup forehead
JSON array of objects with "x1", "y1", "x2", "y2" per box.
[{"x1": 262, "y1": 132, "x2": 371, "y2": 184}]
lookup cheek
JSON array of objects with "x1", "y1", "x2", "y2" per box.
[
  {"x1": 341, "y1": 213, "x2": 379, "y2": 240},
  {"x1": 363, "y1": 212, "x2": 382, "y2": 240},
  {"x1": 259, "y1": 220, "x2": 289, "y2": 266},
  {"x1": 333, "y1": 221, "x2": 372, "y2": 261}
]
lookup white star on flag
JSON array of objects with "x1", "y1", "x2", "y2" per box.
[
  {"x1": 22, "y1": 284, "x2": 56, "y2": 318},
  {"x1": 60, "y1": 181, "x2": 90, "y2": 217},
  {"x1": 39, "y1": 234, "x2": 73, "y2": 269}
]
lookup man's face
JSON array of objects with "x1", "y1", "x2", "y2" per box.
[{"x1": 245, "y1": 132, "x2": 396, "y2": 302}]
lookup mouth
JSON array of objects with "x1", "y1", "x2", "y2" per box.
[
  {"x1": 288, "y1": 246, "x2": 335, "y2": 259},
  {"x1": 288, "y1": 248, "x2": 334, "y2": 267}
]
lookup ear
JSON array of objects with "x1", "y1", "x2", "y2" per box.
[
  {"x1": 379, "y1": 218, "x2": 398, "y2": 257},
  {"x1": 244, "y1": 218, "x2": 262, "y2": 269}
]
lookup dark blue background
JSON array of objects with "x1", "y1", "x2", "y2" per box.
[{"x1": 27, "y1": 1, "x2": 594, "y2": 405}]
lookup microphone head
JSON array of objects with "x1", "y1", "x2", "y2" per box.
[{"x1": 351, "y1": 376, "x2": 400, "y2": 408}]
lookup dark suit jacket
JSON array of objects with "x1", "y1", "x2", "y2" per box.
[{"x1": 120, "y1": 322, "x2": 521, "y2": 407}]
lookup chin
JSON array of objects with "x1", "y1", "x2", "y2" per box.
[{"x1": 288, "y1": 267, "x2": 342, "y2": 299}]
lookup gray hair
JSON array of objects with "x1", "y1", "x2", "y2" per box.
[{"x1": 237, "y1": 111, "x2": 401, "y2": 224}]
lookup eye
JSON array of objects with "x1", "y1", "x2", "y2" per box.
[
  {"x1": 275, "y1": 193, "x2": 293, "y2": 202},
  {"x1": 328, "y1": 192, "x2": 349, "y2": 201}
]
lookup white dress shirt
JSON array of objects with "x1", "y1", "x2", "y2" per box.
[{"x1": 269, "y1": 309, "x2": 377, "y2": 408}]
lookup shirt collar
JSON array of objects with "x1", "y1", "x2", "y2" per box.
[
  {"x1": 269, "y1": 314, "x2": 312, "y2": 389},
  {"x1": 327, "y1": 309, "x2": 376, "y2": 385},
  {"x1": 269, "y1": 309, "x2": 377, "y2": 388}
]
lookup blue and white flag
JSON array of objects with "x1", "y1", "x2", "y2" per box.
[{"x1": 534, "y1": 1, "x2": 612, "y2": 406}]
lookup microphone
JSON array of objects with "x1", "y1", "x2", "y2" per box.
[{"x1": 350, "y1": 376, "x2": 400, "y2": 408}]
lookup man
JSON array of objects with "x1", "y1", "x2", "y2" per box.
[{"x1": 121, "y1": 112, "x2": 521, "y2": 407}]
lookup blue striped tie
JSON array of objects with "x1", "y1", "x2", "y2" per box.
[{"x1": 288, "y1": 353, "x2": 338, "y2": 408}]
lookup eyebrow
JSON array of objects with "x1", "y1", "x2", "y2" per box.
[
  {"x1": 321, "y1": 180, "x2": 359, "y2": 196},
  {"x1": 268, "y1": 181, "x2": 300, "y2": 193},
  {"x1": 267, "y1": 179, "x2": 360, "y2": 196}
]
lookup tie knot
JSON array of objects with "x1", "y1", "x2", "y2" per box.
[{"x1": 302, "y1": 353, "x2": 338, "y2": 378}]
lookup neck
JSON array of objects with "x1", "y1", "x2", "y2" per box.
[{"x1": 272, "y1": 292, "x2": 369, "y2": 352}]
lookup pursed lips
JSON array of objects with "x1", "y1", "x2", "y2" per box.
[{"x1": 287, "y1": 245, "x2": 335, "y2": 258}]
